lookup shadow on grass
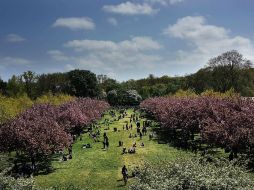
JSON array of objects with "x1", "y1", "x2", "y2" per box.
[
  {"x1": 6, "y1": 153, "x2": 60, "y2": 178},
  {"x1": 151, "y1": 126, "x2": 221, "y2": 155}
]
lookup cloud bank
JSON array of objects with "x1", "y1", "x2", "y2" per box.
[{"x1": 53, "y1": 17, "x2": 95, "y2": 31}]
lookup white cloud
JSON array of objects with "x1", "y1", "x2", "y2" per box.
[
  {"x1": 64, "y1": 36, "x2": 162, "y2": 52},
  {"x1": 49, "y1": 16, "x2": 254, "y2": 80},
  {"x1": 0, "y1": 57, "x2": 31, "y2": 66},
  {"x1": 47, "y1": 50, "x2": 69, "y2": 61},
  {"x1": 65, "y1": 40, "x2": 117, "y2": 51},
  {"x1": 144, "y1": 0, "x2": 184, "y2": 5},
  {"x1": 52, "y1": 36, "x2": 163, "y2": 78},
  {"x1": 107, "y1": 17, "x2": 118, "y2": 26},
  {"x1": 163, "y1": 16, "x2": 254, "y2": 67},
  {"x1": 6, "y1": 34, "x2": 26, "y2": 42},
  {"x1": 52, "y1": 17, "x2": 95, "y2": 31},
  {"x1": 103, "y1": 1, "x2": 158, "y2": 15}
]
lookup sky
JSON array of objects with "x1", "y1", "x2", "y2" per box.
[{"x1": 0, "y1": 0, "x2": 254, "y2": 81}]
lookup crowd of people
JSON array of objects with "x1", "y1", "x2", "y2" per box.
[{"x1": 60, "y1": 108, "x2": 153, "y2": 186}]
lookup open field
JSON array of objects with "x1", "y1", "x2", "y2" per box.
[{"x1": 35, "y1": 109, "x2": 193, "y2": 190}]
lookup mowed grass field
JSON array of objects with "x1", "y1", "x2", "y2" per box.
[{"x1": 35, "y1": 109, "x2": 193, "y2": 190}]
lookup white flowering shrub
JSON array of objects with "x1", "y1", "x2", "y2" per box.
[
  {"x1": 130, "y1": 158, "x2": 254, "y2": 190},
  {"x1": 0, "y1": 172, "x2": 39, "y2": 190}
]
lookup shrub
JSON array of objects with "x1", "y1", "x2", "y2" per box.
[
  {"x1": 130, "y1": 158, "x2": 254, "y2": 190},
  {"x1": 0, "y1": 170, "x2": 40, "y2": 190}
]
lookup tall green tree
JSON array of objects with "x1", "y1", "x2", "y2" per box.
[
  {"x1": 67, "y1": 69, "x2": 99, "y2": 97},
  {"x1": 0, "y1": 77, "x2": 7, "y2": 95},
  {"x1": 36, "y1": 72, "x2": 69, "y2": 96},
  {"x1": 207, "y1": 50, "x2": 252, "y2": 92},
  {"x1": 6, "y1": 75, "x2": 25, "y2": 97},
  {"x1": 22, "y1": 71, "x2": 38, "y2": 98},
  {"x1": 99, "y1": 78, "x2": 120, "y2": 93}
]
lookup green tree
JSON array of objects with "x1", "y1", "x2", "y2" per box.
[
  {"x1": 0, "y1": 77, "x2": 7, "y2": 95},
  {"x1": 22, "y1": 71, "x2": 38, "y2": 98},
  {"x1": 6, "y1": 75, "x2": 25, "y2": 97},
  {"x1": 67, "y1": 69, "x2": 99, "y2": 97},
  {"x1": 99, "y1": 78, "x2": 120, "y2": 93},
  {"x1": 107, "y1": 90, "x2": 118, "y2": 106},
  {"x1": 122, "y1": 89, "x2": 142, "y2": 106},
  {"x1": 36, "y1": 72, "x2": 69, "y2": 96},
  {"x1": 207, "y1": 50, "x2": 252, "y2": 92}
]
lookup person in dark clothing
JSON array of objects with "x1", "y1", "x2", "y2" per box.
[
  {"x1": 139, "y1": 132, "x2": 143, "y2": 140},
  {"x1": 105, "y1": 136, "x2": 109, "y2": 150},
  {"x1": 62, "y1": 155, "x2": 67, "y2": 161},
  {"x1": 122, "y1": 165, "x2": 128, "y2": 185}
]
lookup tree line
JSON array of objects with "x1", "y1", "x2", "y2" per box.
[
  {"x1": 99, "y1": 50, "x2": 254, "y2": 99},
  {"x1": 0, "y1": 50, "x2": 253, "y2": 104},
  {"x1": 0, "y1": 70, "x2": 100, "y2": 99}
]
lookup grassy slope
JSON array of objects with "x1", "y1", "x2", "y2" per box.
[{"x1": 35, "y1": 109, "x2": 193, "y2": 190}]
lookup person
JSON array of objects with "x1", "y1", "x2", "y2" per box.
[
  {"x1": 140, "y1": 142, "x2": 144, "y2": 147},
  {"x1": 137, "y1": 121, "x2": 140, "y2": 128},
  {"x1": 139, "y1": 132, "x2": 143, "y2": 140},
  {"x1": 62, "y1": 155, "x2": 67, "y2": 161},
  {"x1": 137, "y1": 127, "x2": 140, "y2": 133},
  {"x1": 119, "y1": 141, "x2": 123, "y2": 147},
  {"x1": 68, "y1": 146, "x2": 72, "y2": 155},
  {"x1": 122, "y1": 147, "x2": 127, "y2": 154},
  {"x1": 105, "y1": 136, "x2": 109, "y2": 150},
  {"x1": 122, "y1": 165, "x2": 128, "y2": 185},
  {"x1": 129, "y1": 133, "x2": 132, "y2": 138},
  {"x1": 83, "y1": 143, "x2": 91, "y2": 148},
  {"x1": 128, "y1": 147, "x2": 136, "y2": 154},
  {"x1": 142, "y1": 127, "x2": 147, "y2": 135},
  {"x1": 130, "y1": 124, "x2": 133, "y2": 130}
]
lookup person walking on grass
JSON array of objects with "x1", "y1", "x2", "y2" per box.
[
  {"x1": 105, "y1": 135, "x2": 109, "y2": 150},
  {"x1": 103, "y1": 133, "x2": 109, "y2": 150},
  {"x1": 139, "y1": 132, "x2": 143, "y2": 140},
  {"x1": 122, "y1": 165, "x2": 128, "y2": 185}
]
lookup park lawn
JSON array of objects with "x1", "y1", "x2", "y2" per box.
[{"x1": 35, "y1": 109, "x2": 194, "y2": 190}]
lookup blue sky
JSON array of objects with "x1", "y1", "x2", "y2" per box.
[{"x1": 0, "y1": 0, "x2": 254, "y2": 81}]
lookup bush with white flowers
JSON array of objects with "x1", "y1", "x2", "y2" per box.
[
  {"x1": 130, "y1": 157, "x2": 254, "y2": 190},
  {"x1": 0, "y1": 171, "x2": 39, "y2": 190}
]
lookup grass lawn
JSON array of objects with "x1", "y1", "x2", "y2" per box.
[{"x1": 35, "y1": 109, "x2": 193, "y2": 190}]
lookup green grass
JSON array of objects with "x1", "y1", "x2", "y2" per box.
[{"x1": 35, "y1": 109, "x2": 193, "y2": 190}]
